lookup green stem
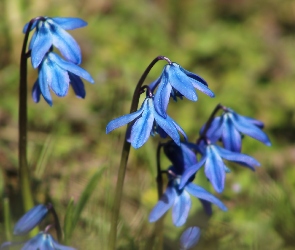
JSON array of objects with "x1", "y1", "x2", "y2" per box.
[
  {"x1": 4, "y1": 198, "x2": 12, "y2": 241},
  {"x1": 19, "y1": 17, "x2": 43, "y2": 213},
  {"x1": 155, "y1": 143, "x2": 165, "y2": 250},
  {"x1": 108, "y1": 56, "x2": 170, "y2": 250}
]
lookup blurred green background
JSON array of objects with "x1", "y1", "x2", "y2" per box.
[{"x1": 0, "y1": 0, "x2": 295, "y2": 249}]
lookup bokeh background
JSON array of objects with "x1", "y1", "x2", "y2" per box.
[{"x1": 0, "y1": 0, "x2": 295, "y2": 249}]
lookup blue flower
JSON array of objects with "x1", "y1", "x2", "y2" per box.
[
  {"x1": 21, "y1": 232, "x2": 75, "y2": 250},
  {"x1": 149, "y1": 161, "x2": 227, "y2": 227},
  {"x1": 32, "y1": 51, "x2": 94, "y2": 106},
  {"x1": 13, "y1": 204, "x2": 49, "y2": 235},
  {"x1": 201, "y1": 108, "x2": 271, "y2": 152},
  {"x1": 23, "y1": 17, "x2": 87, "y2": 68},
  {"x1": 106, "y1": 94, "x2": 187, "y2": 149},
  {"x1": 149, "y1": 62, "x2": 214, "y2": 117},
  {"x1": 180, "y1": 142, "x2": 261, "y2": 193},
  {"x1": 180, "y1": 226, "x2": 201, "y2": 250}
]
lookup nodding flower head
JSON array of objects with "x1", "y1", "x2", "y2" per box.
[
  {"x1": 149, "y1": 62, "x2": 214, "y2": 117},
  {"x1": 13, "y1": 204, "x2": 49, "y2": 235},
  {"x1": 149, "y1": 158, "x2": 227, "y2": 226},
  {"x1": 106, "y1": 90, "x2": 187, "y2": 149},
  {"x1": 32, "y1": 51, "x2": 94, "y2": 106},
  {"x1": 200, "y1": 108, "x2": 271, "y2": 152},
  {"x1": 23, "y1": 17, "x2": 87, "y2": 68}
]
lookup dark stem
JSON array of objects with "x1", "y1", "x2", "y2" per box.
[
  {"x1": 108, "y1": 56, "x2": 171, "y2": 250},
  {"x1": 197, "y1": 103, "x2": 226, "y2": 144},
  {"x1": 48, "y1": 203, "x2": 62, "y2": 241},
  {"x1": 19, "y1": 17, "x2": 43, "y2": 214},
  {"x1": 154, "y1": 142, "x2": 165, "y2": 250}
]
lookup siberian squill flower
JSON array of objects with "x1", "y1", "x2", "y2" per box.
[
  {"x1": 180, "y1": 142, "x2": 261, "y2": 193},
  {"x1": 14, "y1": 204, "x2": 49, "y2": 235},
  {"x1": 201, "y1": 108, "x2": 271, "y2": 152},
  {"x1": 106, "y1": 91, "x2": 187, "y2": 149},
  {"x1": 32, "y1": 51, "x2": 94, "y2": 106},
  {"x1": 149, "y1": 142, "x2": 227, "y2": 227},
  {"x1": 23, "y1": 17, "x2": 87, "y2": 68},
  {"x1": 21, "y1": 232, "x2": 75, "y2": 250},
  {"x1": 180, "y1": 227, "x2": 201, "y2": 250},
  {"x1": 149, "y1": 62, "x2": 214, "y2": 117}
]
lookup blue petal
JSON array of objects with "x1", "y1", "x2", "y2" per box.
[
  {"x1": 178, "y1": 64, "x2": 215, "y2": 97},
  {"x1": 49, "y1": 20, "x2": 82, "y2": 65},
  {"x1": 32, "y1": 79, "x2": 41, "y2": 103},
  {"x1": 153, "y1": 70, "x2": 171, "y2": 118},
  {"x1": 50, "y1": 17, "x2": 87, "y2": 30},
  {"x1": 179, "y1": 156, "x2": 206, "y2": 189},
  {"x1": 172, "y1": 190, "x2": 191, "y2": 227},
  {"x1": 149, "y1": 185, "x2": 176, "y2": 223},
  {"x1": 205, "y1": 145, "x2": 226, "y2": 193},
  {"x1": 22, "y1": 233, "x2": 45, "y2": 250},
  {"x1": 180, "y1": 226, "x2": 201, "y2": 250},
  {"x1": 185, "y1": 183, "x2": 227, "y2": 211},
  {"x1": 154, "y1": 112, "x2": 181, "y2": 145},
  {"x1": 230, "y1": 112, "x2": 271, "y2": 146},
  {"x1": 13, "y1": 205, "x2": 48, "y2": 235},
  {"x1": 200, "y1": 116, "x2": 223, "y2": 143},
  {"x1": 51, "y1": 236, "x2": 76, "y2": 250},
  {"x1": 106, "y1": 108, "x2": 144, "y2": 134},
  {"x1": 69, "y1": 73, "x2": 86, "y2": 98},
  {"x1": 38, "y1": 59, "x2": 53, "y2": 106},
  {"x1": 164, "y1": 142, "x2": 197, "y2": 173},
  {"x1": 222, "y1": 115, "x2": 242, "y2": 152},
  {"x1": 215, "y1": 145, "x2": 261, "y2": 168},
  {"x1": 49, "y1": 53, "x2": 94, "y2": 83},
  {"x1": 31, "y1": 22, "x2": 52, "y2": 68},
  {"x1": 243, "y1": 116, "x2": 264, "y2": 128},
  {"x1": 28, "y1": 31, "x2": 37, "y2": 51},
  {"x1": 149, "y1": 75, "x2": 162, "y2": 93},
  {"x1": 130, "y1": 99, "x2": 154, "y2": 148},
  {"x1": 48, "y1": 61, "x2": 69, "y2": 97},
  {"x1": 168, "y1": 64, "x2": 198, "y2": 102}
]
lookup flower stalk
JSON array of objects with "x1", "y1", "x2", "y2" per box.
[
  {"x1": 19, "y1": 17, "x2": 43, "y2": 214},
  {"x1": 108, "y1": 56, "x2": 170, "y2": 250}
]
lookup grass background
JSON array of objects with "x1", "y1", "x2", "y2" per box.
[{"x1": 0, "y1": 0, "x2": 295, "y2": 249}]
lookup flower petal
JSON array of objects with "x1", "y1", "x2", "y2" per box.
[
  {"x1": 168, "y1": 64, "x2": 198, "y2": 102},
  {"x1": 49, "y1": 20, "x2": 82, "y2": 64},
  {"x1": 215, "y1": 145, "x2": 260, "y2": 169},
  {"x1": 106, "y1": 108, "x2": 143, "y2": 134},
  {"x1": 178, "y1": 65, "x2": 214, "y2": 97},
  {"x1": 153, "y1": 70, "x2": 172, "y2": 118},
  {"x1": 222, "y1": 115, "x2": 242, "y2": 152},
  {"x1": 50, "y1": 17, "x2": 87, "y2": 30},
  {"x1": 180, "y1": 226, "x2": 201, "y2": 250},
  {"x1": 154, "y1": 112, "x2": 181, "y2": 145},
  {"x1": 172, "y1": 190, "x2": 191, "y2": 227},
  {"x1": 149, "y1": 185, "x2": 176, "y2": 223},
  {"x1": 32, "y1": 79, "x2": 41, "y2": 103},
  {"x1": 179, "y1": 156, "x2": 206, "y2": 189},
  {"x1": 130, "y1": 100, "x2": 154, "y2": 148},
  {"x1": 31, "y1": 22, "x2": 52, "y2": 68},
  {"x1": 185, "y1": 183, "x2": 227, "y2": 211},
  {"x1": 69, "y1": 73, "x2": 86, "y2": 98},
  {"x1": 230, "y1": 112, "x2": 271, "y2": 146},
  {"x1": 49, "y1": 62, "x2": 69, "y2": 97},
  {"x1": 13, "y1": 205, "x2": 48, "y2": 235},
  {"x1": 205, "y1": 146, "x2": 226, "y2": 193},
  {"x1": 23, "y1": 19, "x2": 38, "y2": 33},
  {"x1": 49, "y1": 53, "x2": 94, "y2": 83},
  {"x1": 38, "y1": 59, "x2": 53, "y2": 106}
]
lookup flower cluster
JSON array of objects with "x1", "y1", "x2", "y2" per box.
[
  {"x1": 24, "y1": 16, "x2": 94, "y2": 105},
  {"x1": 1, "y1": 204, "x2": 75, "y2": 250},
  {"x1": 149, "y1": 141, "x2": 227, "y2": 227},
  {"x1": 106, "y1": 59, "x2": 214, "y2": 148}
]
